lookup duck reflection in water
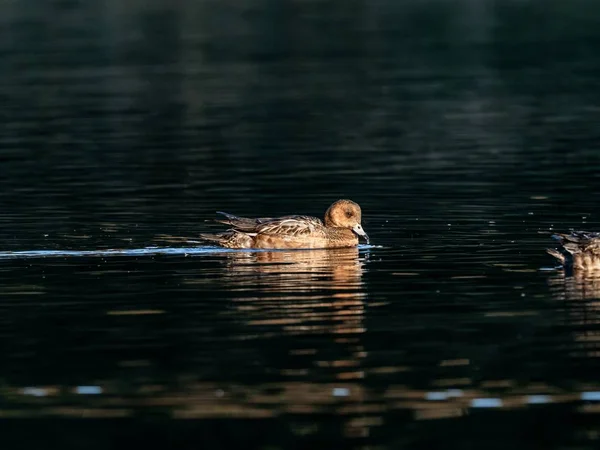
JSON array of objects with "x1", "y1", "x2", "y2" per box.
[
  {"x1": 548, "y1": 233, "x2": 600, "y2": 361},
  {"x1": 548, "y1": 269, "x2": 600, "y2": 364},
  {"x1": 212, "y1": 247, "x2": 372, "y2": 437},
  {"x1": 224, "y1": 247, "x2": 367, "y2": 324},
  {"x1": 548, "y1": 270, "x2": 600, "y2": 301}
]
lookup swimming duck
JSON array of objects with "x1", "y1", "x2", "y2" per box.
[
  {"x1": 200, "y1": 199, "x2": 369, "y2": 249},
  {"x1": 547, "y1": 231, "x2": 600, "y2": 271}
]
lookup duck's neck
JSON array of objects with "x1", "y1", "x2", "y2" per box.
[{"x1": 328, "y1": 227, "x2": 358, "y2": 243}]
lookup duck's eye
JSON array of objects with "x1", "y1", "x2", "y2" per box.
[{"x1": 345, "y1": 211, "x2": 353, "y2": 218}]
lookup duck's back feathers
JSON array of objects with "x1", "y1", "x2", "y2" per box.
[
  {"x1": 254, "y1": 216, "x2": 325, "y2": 238},
  {"x1": 215, "y1": 212, "x2": 325, "y2": 237},
  {"x1": 203, "y1": 213, "x2": 328, "y2": 248}
]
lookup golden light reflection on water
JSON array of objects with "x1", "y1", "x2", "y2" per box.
[
  {"x1": 212, "y1": 247, "x2": 371, "y2": 437},
  {"x1": 549, "y1": 270, "x2": 600, "y2": 302},
  {"x1": 222, "y1": 248, "x2": 367, "y2": 336},
  {"x1": 548, "y1": 271, "x2": 600, "y2": 359}
]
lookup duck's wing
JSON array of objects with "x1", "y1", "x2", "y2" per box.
[
  {"x1": 255, "y1": 215, "x2": 326, "y2": 237},
  {"x1": 214, "y1": 211, "x2": 274, "y2": 232},
  {"x1": 214, "y1": 212, "x2": 325, "y2": 237}
]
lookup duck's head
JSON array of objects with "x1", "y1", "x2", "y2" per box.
[{"x1": 324, "y1": 199, "x2": 369, "y2": 243}]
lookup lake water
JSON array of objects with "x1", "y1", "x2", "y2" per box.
[{"x1": 2, "y1": 0, "x2": 600, "y2": 448}]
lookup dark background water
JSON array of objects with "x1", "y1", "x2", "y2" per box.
[{"x1": 2, "y1": 0, "x2": 600, "y2": 448}]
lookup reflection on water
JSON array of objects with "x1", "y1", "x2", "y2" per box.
[
  {"x1": 549, "y1": 271, "x2": 600, "y2": 302},
  {"x1": 219, "y1": 248, "x2": 370, "y2": 437},
  {"x1": 549, "y1": 271, "x2": 600, "y2": 364},
  {"x1": 223, "y1": 248, "x2": 367, "y2": 382},
  {"x1": 225, "y1": 250, "x2": 364, "y2": 330}
]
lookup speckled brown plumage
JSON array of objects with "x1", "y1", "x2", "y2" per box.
[{"x1": 547, "y1": 231, "x2": 600, "y2": 271}]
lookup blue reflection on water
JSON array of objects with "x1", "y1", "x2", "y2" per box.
[
  {"x1": 425, "y1": 391, "x2": 449, "y2": 401},
  {"x1": 22, "y1": 387, "x2": 48, "y2": 397},
  {"x1": 0, "y1": 245, "x2": 377, "y2": 260},
  {"x1": 425, "y1": 390, "x2": 464, "y2": 401},
  {"x1": 332, "y1": 387, "x2": 350, "y2": 397},
  {"x1": 76, "y1": 386, "x2": 103, "y2": 395},
  {"x1": 581, "y1": 392, "x2": 600, "y2": 401},
  {"x1": 527, "y1": 395, "x2": 551, "y2": 404},
  {"x1": 471, "y1": 398, "x2": 503, "y2": 408}
]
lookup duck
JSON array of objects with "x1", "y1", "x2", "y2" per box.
[
  {"x1": 200, "y1": 199, "x2": 369, "y2": 249},
  {"x1": 547, "y1": 231, "x2": 600, "y2": 271}
]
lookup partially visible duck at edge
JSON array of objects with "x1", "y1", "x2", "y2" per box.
[
  {"x1": 547, "y1": 231, "x2": 600, "y2": 271},
  {"x1": 200, "y1": 199, "x2": 369, "y2": 249}
]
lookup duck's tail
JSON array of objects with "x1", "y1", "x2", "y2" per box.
[
  {"x1": 199, "y1": 230, "x2": 254, "y2": 249},
  {"x1": 199, "y1": 232, "x2": 227, "y2": 244},
  {"x1": 546, "y1": 248, "x2": 566, "y2": 265}
]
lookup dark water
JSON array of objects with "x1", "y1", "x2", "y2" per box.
[{"x1": 2, "y1": 0, "x2": 600, "y2": 448}]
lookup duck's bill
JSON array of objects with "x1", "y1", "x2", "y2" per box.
[{"x1": 352, "y1": 224, "x2": 370, "y2": 244}]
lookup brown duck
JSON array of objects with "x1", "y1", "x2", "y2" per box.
[
  {"x1": 200, "y1": 199, "x2": 369, "y2": 249},
  {"x1": 547, "y1": 231, "x2": 600, "y2": 271}
]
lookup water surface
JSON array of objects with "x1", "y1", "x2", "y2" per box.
[{"x1": 2, "y1": 0, "x2": 600, "y2": 448}]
